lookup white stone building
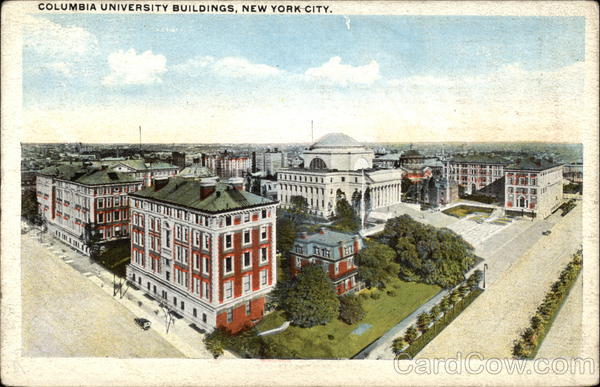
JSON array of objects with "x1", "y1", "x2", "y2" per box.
[{"x1": 277, "y1": 133, "x2": 403, "y2": 218}]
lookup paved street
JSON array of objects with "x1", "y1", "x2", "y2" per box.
[
  {"x1": 536, "y1": 275, "x2": 583, "y2": 358},
  {"x1": 21, "y1": 234, "x2": 184, "y2": 358},
  {"x1": 418, "y1": 204, "x2": 582, "y2": 358}
]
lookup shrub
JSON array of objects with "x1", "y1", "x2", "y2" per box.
[
  {"x1": 416, "y1": 312, "x2": 432, "y2": 334},
  {"x1": 359, "y1": 293, "x2": 370, "y2": 301},
  {"x1": 404, "y1": 325, "x2": 418, "y2": 345},
  {"x1": 392, "y1": 337, "x2": 407, "y2": 355},
  {"x1": 204, "y1": 329, "x2": 230, "y2": 359},
  {"x1": 370, "y1": 292, "x2": 381, "y2": 300},
  {"x1": 338, "y1": 294, "x2": 366, "y2": 325},
  {"x1": 327, "y1": 334, "x2": 335, "y2": 341},
  {"x1": 386, "y1": 289, "x2": 397, "y2": 297}
]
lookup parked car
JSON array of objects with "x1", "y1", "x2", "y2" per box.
[
  {"x1": 134, "y1": 317, "x2": 151, "y2": 330},
  {"x1": 542, "y1": 230, "x2": 552, "y2": 236}
]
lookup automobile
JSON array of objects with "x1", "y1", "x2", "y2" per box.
[
  {"x1": 542, "y1": 230, "x2": 552, "y2": 236},
  {"x1": 134, "y1": 317, "x2": 151, "y2": 330}
]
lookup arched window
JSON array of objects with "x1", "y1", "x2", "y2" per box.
[{"x1": 309, "y1": 158, "x2": 327, "y2": 170}]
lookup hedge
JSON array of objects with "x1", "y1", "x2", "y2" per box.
[{"x1": 512, "y1": 250, "x2": 582, "y2": 359}]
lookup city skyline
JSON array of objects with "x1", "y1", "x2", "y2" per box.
[{"x1": 22, "y1": 14, "x2": 587, "y2": 144}]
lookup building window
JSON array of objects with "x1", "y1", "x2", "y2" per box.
[
  {"x1": 194, "y1": 254, "x2": 200, "y2": 270},
  {"x1": 260, "y1": 247, "x2": 268, "y2": 263},
  {"x1": 296, "y1": 257, "x2": 301, "y2": 267},
  {"x1": 224, "y1": 256, "x2": 233, "y2": 275},
  {"x1": 202, "y1": 313, "x2": 207, "y2": 323},
  {"x1": 335, "y1": 262, "x2": 339, "y2": 274},
  {"x1": 243, "y1": 229, "x2": 251, "y2": 245},
  {"x1": 260, "y1": 225, "x2": 268, "y2": 241},
  {"x1": 243, "y1": 251, "x2": 252, "y2": 269},
  {"x1": 261, "y1": 209, "x2": 267, "y2": 218},
  {"x1": 203, "y1": 282, "x2": 210, "y2": 300},
  {"x1": 245, "y1": 302, "x2": 251, "y2": 316},
  {"x1": 244, "y1": 213, "x2": 250, "y2": 223},
  {"x1": 225, "y1": 215, "x2": 232, "y2": 226},
  {"x1": 260, "y1": 270, "x2": 268, "y2": 286},
  {"x1": 202, "y1": 257, "x2": 209, "y2": 275},
  {"x1": 194, "y1": 231, "x2": 201, "y2": 247},
  {"x1": 243, "y1": 275, "x2": 252, "y2": 294},
  {"x1": 203, "y1": 234, "x2": 210, "y2": 250},
  {"x1": 224, "y1": 233, "x2": 233, "y2": 249},
  {"x1": 224, "y1": 281, "x2": 233, "y2": 300},
  {"x1": 226, "y1": 308, "x2": 233, "y2": 323},
  {"x1": 98, "y1": 198, "x2": 104, "y2": 208}
]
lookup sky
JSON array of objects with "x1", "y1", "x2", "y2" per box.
[{"x1": 22, "y1": 13, "x2": 586, "y2": 144}]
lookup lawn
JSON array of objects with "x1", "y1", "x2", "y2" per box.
[
  {"x1": 256, "y1": 278, "x2": 440, "y2": 359},
  {"x1": 443, "y1": 205, "x2": 494, "y2": 218},
  {"x1": 97, "y1": 239, "x2": 130, "y2": 278}
]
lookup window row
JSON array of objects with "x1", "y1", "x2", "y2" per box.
[{"x1": 223, "y1": 248, "x2": 270, "y2": 275}]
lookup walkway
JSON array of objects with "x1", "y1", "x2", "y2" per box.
[
  {"x1": 26, "y1": 231, "x2": 233, "y2": 359},
  {"x1": 355, "y1": 289, "x2": 448, "y2": 359},
  {"x1": 536, "y1": 275, "x2": 583, "y2": 358},
  {"x1": 418, "y1": 204, "x2": 582, "y2": 358}
]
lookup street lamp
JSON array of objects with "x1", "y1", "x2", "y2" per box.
[{"x1": 483, "y1": 263, "x2": 488, "y2": 289}]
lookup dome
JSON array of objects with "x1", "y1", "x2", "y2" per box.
[{"x1": 310, "y1": 133, "x2": 363, "y2": 149}]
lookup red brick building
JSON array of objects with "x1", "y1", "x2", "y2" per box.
[
  {"x1": 126, "y1": 176, "x2": 278, "y2": 333},
  {"x1": 36, "y1": 164, "x2": 142, "y2": 255},
  {"x1": 290, "y1": 228, "x2": 364, "y2": 295}
]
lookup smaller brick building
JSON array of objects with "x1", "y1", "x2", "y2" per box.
[{"x1": 290, "y1": 228, "x2": 364, "y2": 295}]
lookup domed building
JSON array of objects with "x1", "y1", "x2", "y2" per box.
[
  {"x1": 277, "y1": 133, "x2": 404, "y2": 219},
  {"x1": 303, "y1": 133, "x2": 374, "y2": 171}
]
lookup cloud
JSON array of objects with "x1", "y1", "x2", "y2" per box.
[
  {"x1": 23, "y1": 15, "x2": 98, "y2": 58},
  {"x1": 304, "y1": 56, "x2": 380, "y2": 86},
  {"x1": 172, "y1": 55, "x2": 281, "y2": 79},
  {"x1": 102, "y1": 49, "x2": 167, "y2": 86}
]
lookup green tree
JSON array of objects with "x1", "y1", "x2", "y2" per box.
[
  {"x1": 392, "y1": 337, "x2": 407, "y2": 354},
  {"x1": 356, "y1": 240, "x2": 400, "y2": 289},
  {"x1": 331, "y1": 197, "x2": 360, "y2": 233},
  {"x1": 467, "y1": 270, "x2": 483, "y2": 290},
  {"x1": 338, "y1": 294, "x2": 365, "y2": 325},
  {"x1": 288, "y1": 195, "x2": 309, "y2": 223},
  {"x1": 276, "y1": 216, "x2": 297, "y2": 255},
  {"x1": 21, "y1": 190, "x2": 41, "y2": 224},
  {"x1": 404, "y1": 325, "x2": 418, "y2": 345},
  {"x1": 416, "y1": 312, "x2": 432, "y2": 333},
  {"x1": 281, "y1": 264, "x2": 340, "y2": 328},
  {"x1": 429, "y1": 304, "x2": 442, "y2": 321}
]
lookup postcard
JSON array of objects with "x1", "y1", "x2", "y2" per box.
[{"x1": 1, "y1": 1, "x2": 598, "y2": 386}]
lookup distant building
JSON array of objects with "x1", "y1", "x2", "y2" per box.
[
  {"x1": 21, "y1": 170, "x2": 37, "y2": 192},
  {"x1": 177, "y1": 164, "x2": 215, "y2": 179},
  {"x1": 373, "y1": 153, "x2": 401, "y2": 169},
  {"x1": 262, "y1": 148, "x2": 286, "y2": 176},
  {"x1": 290, "y1": 228, "x2": 363, "y2": 295},
  {"x1": 172, "y1": 151, "x2": 186, "y2": 169},
  {"x1": 205, "y1": 152, "x2": 251, "y2": 179},
  {"x1": 36, "y1": 164, "x2": 142, "y2": 254},
  {"x1": 563, "y1": 162, "x2": 583, "y2": 183},
  {"x1": 98, "y1": 159, "x2": 180, "y2": 187},
  {"x1": 427, "y1": 177, "x2": 460, "y2": 208},
  {"x1": 277, "y1": 133, "x2": 403, "y2": 218},
  {"x1": 126, "y1": 176, "x2": 278, "y2": 333},
  {"x1": 445, "y1": 154, "x2": 511, "y2": 197},
  {"x1": 504, "y1": 158, "x2": 564, "y2": 218}
]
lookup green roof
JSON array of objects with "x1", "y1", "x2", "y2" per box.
[
  {"x1": 507, "y1": 158, "x2": 563, "y2": 171},
  {"x1": 450, "y1": 154, "x2": 511, "y2": 164},
  {"x1": 38, "y1": 165, "x2": 140, "y2": 185},
  {"x1": 131, "y1": 177, "x2": 275, "y2": 213}
]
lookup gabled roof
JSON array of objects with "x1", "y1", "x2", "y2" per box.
[{"x1": 130, "y1": 177, "x2": 275, "y2": 213}]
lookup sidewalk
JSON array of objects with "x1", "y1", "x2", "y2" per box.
[
  {"x1": 30, "y1": 232, "x2": 234, "y2": 359},
  {"x1": 354, "y1": 289, "x2": 449, "y2": 359}
]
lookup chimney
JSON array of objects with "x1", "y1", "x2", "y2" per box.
[
  {"x1": 227, "y1": 177, "x2": 244, "y2": 191},
  {"x1": 299, "y1": 232, "x2": 308, "y2": 239},
  {"x1": 154, "y1": 177, "x2": 169, "y2": 191},
  {"x1": 319, "y1": 227, "x2": 327, "y2": 235},
  {"x1": 199, "y1": 177, "x2": 218, "y2": 199}
]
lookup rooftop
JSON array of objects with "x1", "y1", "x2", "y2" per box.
[
  {"x1": 507, "y1": 157, "x2": 563, "y2": 171},
  {"x1": 309, "y1": 133, "x2": 363, "y2": 150},
  {"x1": 296, "y1": 228, "x2": 359, "y2": 247},
  {"x1": 38, "y1": 165, "x2": 140, "y2": 185},
  {"x1": 131, "y1": 177, "x2": 275, "y2": 213},
  {"x1": 450, "y1": 154, "x2": 511, "y2": 165}
]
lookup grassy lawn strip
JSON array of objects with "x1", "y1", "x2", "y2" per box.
[
  {"x1": 97, "y1": 239, "x2": 130, "y2": 278},
  {"x1": 443, "y1": 205, "x2": 494, "y2": 218},
  {"x1": 256, "y1": 278, "x2": 440, "y2": 359}
]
